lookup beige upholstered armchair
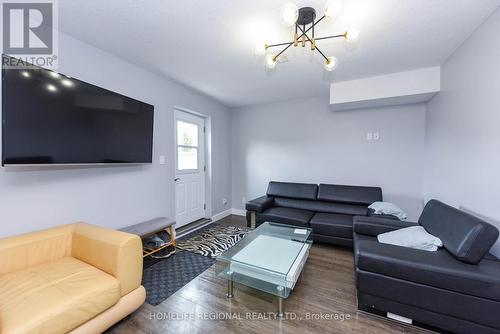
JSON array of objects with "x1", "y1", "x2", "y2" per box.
[{"x1": 0, "y1": 223, "x2": 145, "y2": 334}]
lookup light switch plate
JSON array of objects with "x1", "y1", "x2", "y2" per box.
[
  {"x1": 159, "y1": 155, "x2": 166, "y2": 165},
  {"x1": 366, "y1": 133, "x2": 373, "y2": 141}
]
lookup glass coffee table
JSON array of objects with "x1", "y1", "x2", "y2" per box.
[{"x1": 216, "y1": 222, "x2": 312, "y2": 318}]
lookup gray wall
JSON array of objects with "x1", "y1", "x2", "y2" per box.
[
  {"x1": 0, "y1": 33, "x2": 232, "y2": 238},
  {"x1": 231, "y1": 96, "x2": 426, "y2": 221},
  {"x1": 425, "y1": 8, "x2": 500, "y2": 256}
]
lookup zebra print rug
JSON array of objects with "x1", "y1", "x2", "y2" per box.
[{"x1": 176, "y1": 225, "x2": 250, "y2": 258}]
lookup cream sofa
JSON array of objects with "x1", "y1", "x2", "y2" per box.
[{"x1": 0, "y1": 223, "x2": 146, "y2": 334}]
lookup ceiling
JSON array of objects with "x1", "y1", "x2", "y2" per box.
[{"x1": 58, "y1": 0, "x2": 500, "y2": 108}]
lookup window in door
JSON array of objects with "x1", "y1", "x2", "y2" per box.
[{"x1": 176, "y1": 120, "x2": 199, "y2": 171}]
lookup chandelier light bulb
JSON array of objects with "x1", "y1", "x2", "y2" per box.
[
  {"x1": 345, "y1": 28, "x2": 360, "y2": 42},
  {"x1": 324, "y1": 56, "x2": 338, "y2": 72},
  {"x1": 325, "y1": 0, "x2": 343, "y2": 18},
  {"x1": 265, "y1": 54, "x2": 277, "y2": 69},
  {"x1": 255, "y1": 41, "x2": 267, "y2": 56},
  {"x1": 256, "y1": 5, "x2": 358, "y2": 75},
  {"x1": 280, "y1": 3, "x2": 299, "y2": 27}
]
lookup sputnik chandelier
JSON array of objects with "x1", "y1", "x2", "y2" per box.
[{"x1": 255, "y1": 2, "x2": 360, "y2": 72}]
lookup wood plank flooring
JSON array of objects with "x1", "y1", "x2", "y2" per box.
[{"x1": 107, "y1": 215, "x2": 434, "y2": 334}]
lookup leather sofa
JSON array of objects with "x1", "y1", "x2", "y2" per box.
[
  {"x1": 246, "y1": 181, "x2": 382, "y2": 247},
  {"x1": 0, "y1": 223, "x2": 145, "y2": 334},
  {"x1": 354, "y1": 199, "x2": 500, "y2": 334}
]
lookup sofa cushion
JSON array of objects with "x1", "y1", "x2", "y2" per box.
[
  {"x1": 274, "y1": 197, "x2": 368, "y2": 216},
  {"x1": 0, "y1": 257, "x2": 121, "y2": 334},
  {"x1": 318, "y1": 184, "x2": 382, "y2": 205},
  {"x1": 419, "y1": 200, "x2": 499, "y2": 264},
  {"x1": 310, "y1": 213, "x2": 354, "y2": 239},
  {"x1": 354, "y1": 215, "x2": 418, "y2": 236},
  {"x1": 267, "y1": 181, "x2": 318, "y2": 200},
  {"x1": 259, "y1": 207, "x2": 314, "y2": 227},
  {"x1": 354, "y1": 236, "x2": 500, "y2": 302}
]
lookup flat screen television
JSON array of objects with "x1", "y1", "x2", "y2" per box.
[{"x1": 1, "y1": 55, "x2": 154, "y2": 166}]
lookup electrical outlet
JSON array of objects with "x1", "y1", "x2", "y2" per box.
[{"x1": 222, "y1": 198, "x2": 228, "y2": 206}]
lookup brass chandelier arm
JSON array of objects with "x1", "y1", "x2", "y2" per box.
[
  {"x1": 266, "y1": 15, "x2": 326, "y2": 60},
  {"x1": 266, "y1": 15, "x2": 345, "y2": 62},
  {"x1": 296, "y1": 24, "x2": 328, "y2": 61}
]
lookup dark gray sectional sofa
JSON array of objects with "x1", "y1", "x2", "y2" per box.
[
  {"x1": 354, "y1": 199, "x2": 500, "y2": 334},
  {"x1": 247, "y1": 182, "x2": 500, "y2": 333},
  {"x1": 246, "y1": 181, "x2": 383, "y2": 247}
]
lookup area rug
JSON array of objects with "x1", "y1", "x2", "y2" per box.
[
  {"x1": 142, "y1": 250, "x2": 215, "y2": 306},
  {"x1": 176, "y1": 225, "x2": 251, "y2": 258},
  {"x1": 142, "y1": 224, "x2": 249, "y2": 305}
]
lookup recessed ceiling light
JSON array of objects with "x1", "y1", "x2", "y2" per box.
[
  {"x1": 21, "y1": 71, "x2": 31, "y2": 78},
  {"x1": 46, "y1": 84, "x2": 57, "y2": 92},
  {"x1": 49, "y1": 71, "x2": 61, "y2": 79}
]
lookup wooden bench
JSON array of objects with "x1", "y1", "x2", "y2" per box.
[{"x1": 120, "y1": 217, "x2": 176, "y2": 258}]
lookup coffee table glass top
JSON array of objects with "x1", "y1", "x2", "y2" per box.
[{"x1": 216, "y1": 222, "x2": 312, "y2": 298}]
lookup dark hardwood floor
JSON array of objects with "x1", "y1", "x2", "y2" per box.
[{"x1": 107, "y1": 215, "x2": 434, "y2": 334}]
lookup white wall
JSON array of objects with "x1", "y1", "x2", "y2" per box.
[
  {"x1": 231, "y1": 95, "x2": 426, "y2": 221},
  {"x1": 0, "y1": 33, "x2": 232, "y2": 238},
  {"x1": 425, "y1": 8, "x2": 500, "y2": 256}
]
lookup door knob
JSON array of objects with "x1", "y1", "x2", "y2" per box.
[{"x1": 174, "y1": 178, "x2": 180, "y2": 182}]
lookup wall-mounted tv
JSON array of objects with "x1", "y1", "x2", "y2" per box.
[{"x1": 1, "y1": 55, "x2": 154, "y2": 166}]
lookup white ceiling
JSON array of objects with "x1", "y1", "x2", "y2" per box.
[{"x1": 58, "y1": 0, "x2": 500, "y2": 108}]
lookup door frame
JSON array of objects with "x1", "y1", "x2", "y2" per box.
[{"x1": 173, "y1": 107, "x2": 212, "y2": 221}]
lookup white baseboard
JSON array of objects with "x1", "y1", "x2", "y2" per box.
[
  {"x1": 231, "y1": 208, "x2": 246, "y2": 216},
  {"x1": 176, "y1": 209, "x2": 246, "y2": 238},
  {"x1": 211, "y1": 209, "x2": 232, "y2": 222},
  {"x1": 175, "y1": 219, "x2": 213, "y2": 239},
  {"x1": 211, "y1": 208, "x2": 246, "y2": 223}
]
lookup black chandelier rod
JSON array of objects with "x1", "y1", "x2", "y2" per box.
[
  {"x1": 274, "y1": 41, "x2": 294, "y2": 60},
  {"x1": 266, "y1": 15, "x2": 345, "y2": 62},
  {"x1": 267, "y1": 41, "x2": 295, "y2": 48},
  {"x1": 296, "y1": 24, "x2": 328, "y2": 61},
  {"x1": 267, "y1": 32, "x2": 346, "y2": 48},
  {"x1": 267, "y1": 15, "x2": 326, "y2": 50},
  {"x1": 315, "y1": 33, "x2": 346, "y2": 41}
]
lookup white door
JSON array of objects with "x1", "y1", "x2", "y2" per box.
[{"x1": 174, "y1": 110, "x2": 206, "y2": 227}]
